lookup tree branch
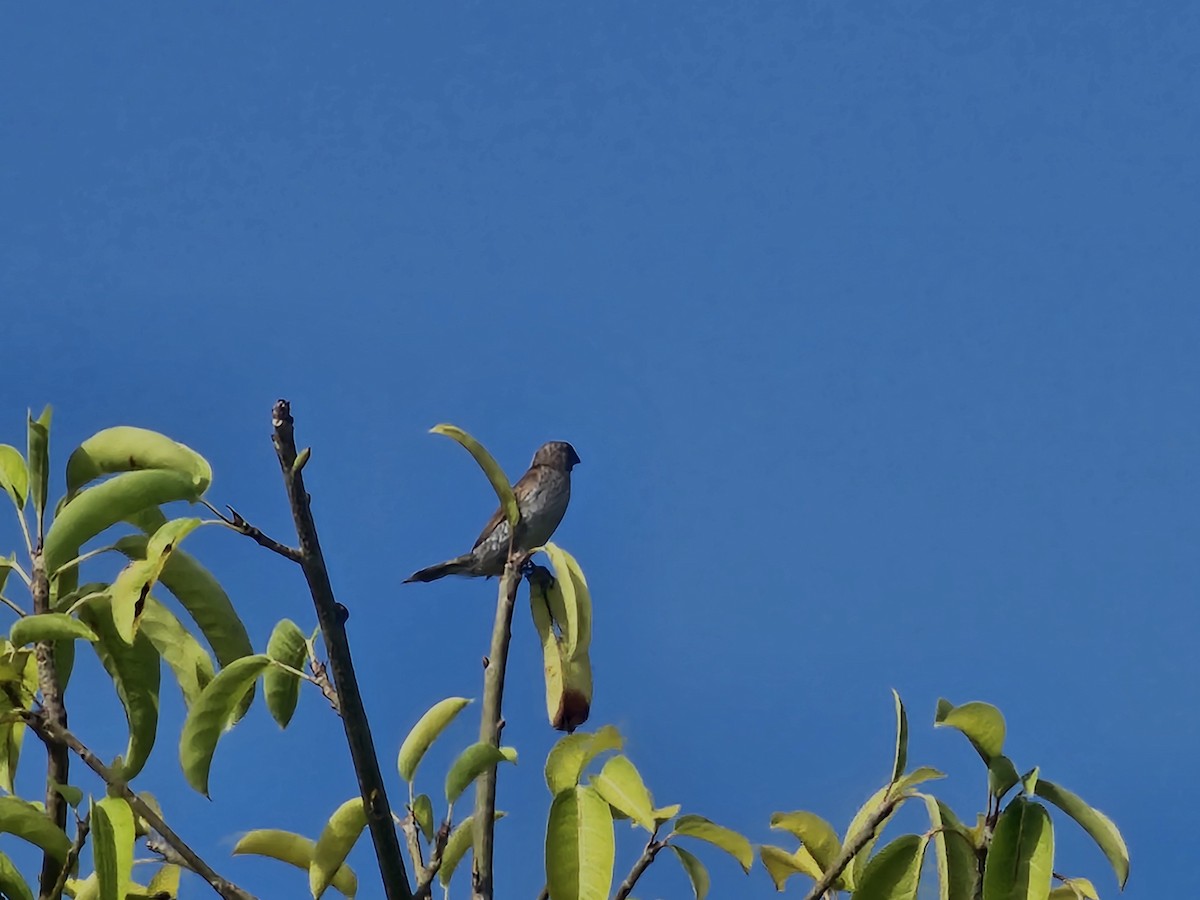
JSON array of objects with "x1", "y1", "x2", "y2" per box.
[
  {"x1": 49, "y1": 811, "x2": 89, "y2": 900},
  {"x1": 471, "y1": 559, "x2": 522, "y2": 900},
  {"x1": 21, "y1": 712, "x2": 254, "y2": 900},
  {"x1": 268, "y1": 400, "x2": 413, "y2": 900},
  {"x1": 413, "y1": 820, "x2": 451, "y2": 900},
  {"x1": 207, "y1": 501, "x2": 302, "y2": 563},
  {"x1": 613, "y1": 829, "x2": 665, "y2": 900},
  {"x1": 31, "y1": 549, "x2": 70, "y2": 898},
  {"x1": 801, "y1": 793, "x2": 903, "y2": 900}
]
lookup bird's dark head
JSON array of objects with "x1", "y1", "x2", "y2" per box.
[{"x1": 532, "y1": 441, "x2": 581, "y2": 472}]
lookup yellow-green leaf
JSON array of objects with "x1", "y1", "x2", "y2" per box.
[
  {"x1": 310, "y1": 798, "x2": 368, "y2": 900},
  {"x1": 891, "y1": 688, "x2": 908, "y2": 784},
  {"x1": 591, "y1": 755, "x2": 656, "y2": 832},
  {"x1": 179, "y1": 655, "x2": 271, "y2": 796},
  {"x1": 397, "y1": 697, "x2": 472, "y2": 783},
  {"x1": 934, "y1": 699, "x2": 1006, "y2": 762},
  {"x1": 672, "y1": 815, "x2": 752, "y2": 873},
  {"x1": 412, "y1": 794, "x2": 434, "y2": 844},
  {"x1": 0, "y1": 849, "x2": 33, "y2": 900},
  {"x1": 1034, "y1": 780, "x2": 1128, "y2": 890},
  {"x1": 429, "y1": 425, "x2": 519, "y2": 528},
  {"x1": 545, "y1": 786, "x2": 614, "y2": 900},
  {"x1": 853, "y1": 833, "x2": 927, "y2": 900},
  {"x1": 920, "y1": 795, "x2": 977, "y2": 900},
  {"x1": 983, "y1": 798, "x2": 1054, "y2": 900},
  {"x1": 8, "y1": 614, "x2": 97, "y2": 647},
  {"x1": 64, "y1": 426, "x2": 211, "y2": 500},
  {"x1": 233, "y1": 829, "x2": 356, "y2": 898},
  {"x1": 264, "y1": 619, "x2": 308, "y2": 729},
  {"x1": 93, "y1": 796, "x2": 135, "y2": 900},
  {"x1": 139, "y1": 597, "x2": 215, "y2": 710},
  {"x1": 44, "y1": 470, "x2": 203, "y2": 574},
  {"x1": 0, "y1": 446, "x2": 28, "y2": 512},
  {"x1": 545, "y1": 726, "x2": 623, "y2": 795},
  {"x1": 445, "y1": 742, "x2": 516, "y2": 805},
  {"x1": 670, "y1": 844, "x2": 710, "y2": 900},
  {"x1": 27, "y1": 407, "x2": 50, "y2": 523},
  {"x1": 759, "y1": 845, "x2": 822, "y2": 891},
  {"x1": 771, "y1": 810, "x2": 841, "y2": 872},
  {"x1": 0, "y1": 796, "x2": 71, "y2": 862},
  {"x1": 438, "y1": 811, "x2": 505, "y2": 888}
]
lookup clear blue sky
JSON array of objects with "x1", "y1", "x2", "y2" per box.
[{"x1": 3, "y1": 3, "x2": 1196, "y2": 897}]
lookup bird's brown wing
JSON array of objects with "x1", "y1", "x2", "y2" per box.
[
  {"x1": 472, "y1": 505, "x2": 506, "y2": 549},
  {"x1": 471, "y1": 467, "x2": 539, "y2": 549}
]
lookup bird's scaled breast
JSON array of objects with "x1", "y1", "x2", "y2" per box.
[{"x1": 520, "y1": 471, "x2": 571, "y2": 548}]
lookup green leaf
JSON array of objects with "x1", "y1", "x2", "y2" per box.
[
  {"x1": 0, "y1": 850, "x2": 33, "y2": 900},
  {"x1": 934, "y1": 699, "x2": 1006, "y2": 762},
  {"x1": 64, "y1": 426, "x2": 211, "y2": 499},
  {"x1": 591, "y1": 755, "x2": 656, "y2": 832},
  {"x1": 50, "y1": 782, "x2": 83, "y2": 807},
  {"x1": 93, "y1": 796, "x2": 135, "y2": 900},
  {"x1": 982, "y1": 797, "x2": 1054, "y2": 900},
  {"x1": 1034, "y1": 779, "x2": 1129, "y2": 889},
  {"x1": 264, "y1": 619, "x2": 308, "y2": 728},
  {"x1": 179, "y1": 654, "x2": 271, "y2": 796},
  {"x1": 770, "y1": 810, "x2": 842, "y2": 872},
  {"x1": 672, "y1": 815, "x2": 753, "y2": 873},
  {"x1": 78, "y1": 597, "x2": 161, "y2": 779},
  {"x1": 8, "y1": 613, "x2": 97, "y2": 647},
  {"x1": 27, "y1": 407, "x2": 50, "y2": 524},
  {"x1": 989, "y1": 756, "x2": 1021, "y2": 800},
  {"x1": 109, "y1": 518, "x2": 203, "y2": 645},
  {"x1": 1051, "y1": 877, "x2": 1098, "y2": 900},
  {"x1": 232, "y1": 829, "x2": 357, "y2": 898},
  {"x1": 412, "y1": 794, "x2": 434, "y2": 844},
  {"x1": 44, "y1": 470, "x2": 204, "y2": 573},
  {"x1": 1021, "y1": 767, "x2": 1040, "y2": 797},
  {"x1": 310, "y1": 798, "x2": 368, "y2": 900},
  {"x1": 139, "y1": 597, "x2": 215, "y2": 709},
  {"x1": 545, "y1": 785, "x2": 614, "y2": 900},
  {"x1": 0, "y1": 446, "x2": 28, "y2": 512},
  {"x1": 438, "y1": 811, "x2": 505, "y2": 888},
  {"x1": 429, "y1": 425, "x2": 519, "y2": 528},
  {"x1": 891, "y1": 688, "x2": 908, "y2": 784},
  {"x1": 920, "y1": 795, "x2": 978, "y2": 900},
  {"x1": 654, "y1": 804, "x2": 682, "y2": 827},
  {"x1": 146, "y1": 864, "x2": 183, "y2": 898},
  {"x1": 844, "y1": 785, "x2": 897, "y2": 890},
  {"x1": 892, "y1": 767, "x2": 946, "y2": 796},
  {"x1": 445, "y1": 742, "x2": 517, "y2": 805},
  {"x1": 541, "y1": 543, "x2": 592, "y2": 658},
  {"x1": 852, "y1": 833, "x2": 927, "y2": 900},
  {"x1": 670, "y1": 844, "x2": 710, "y2": 900},
  {"x1": 759, "y1": 845, "x2": 823, "y2": 891},
  {"x1": 397, "y1": 697, "x2": 472, "y2": 783},
  {"x1": 545, "y1": 725, "x2": 624, "y2": 794},
  {"x1": 115, "y1": 536, "x2": 255, "y2": 714},
  {"x1": 0, "y1": 796, "x2": 71, "y2": 862}
]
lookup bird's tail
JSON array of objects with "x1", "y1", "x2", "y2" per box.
[{"x1": 403, "y1": 555, "x2": 473, "y2": 584}]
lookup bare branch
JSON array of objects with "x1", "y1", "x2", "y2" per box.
[
  {"x1": 613, "y1": 828, "x2": 665, "y2": 900},
  {"x1": 801, "y1": 792, "x2": 904, "y2": 900},
  {"x1": 267, "y1": 400, "x2": 413, "y2": 900},
  {"x1": 22, "y1": 711, "x2": 255, "y2": 900},
  {"x1": 208, "y1": 501, "x2": 302, "y2": 563},
  {"x1": 49, "y1": 811, "x2": 89, "y2": 900},
  {"x1": 470, "y1": 558, "x2": 523, "y2": 900},
  {"x1": 31, "y1": 549, "x2": 69, "y2": 896}
]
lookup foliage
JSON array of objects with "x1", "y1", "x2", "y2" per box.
[{"x1": 0, "y1": 411, "x2": 1127, "y2": 900}]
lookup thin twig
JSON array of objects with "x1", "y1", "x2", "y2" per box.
[
  {"x1": 22, "y1": 712, "x2": 255, "y2": 900},
  {"x1": 267, "y1": 400, "x2": 413, "y2": 900},
  {"x1": 400, "y1": 813, "x2": 426, "y2": 883},
  {"x1": 207, "y1": 500, "x2": 303, "y2": 563},
  {"x1": 49, "y1": 544, "x2": 117, "y2": 581},
  {"x1": 49, "y1": 811, "x2": 90, "y2": 900},
  {"x1": 0, "y1": 595, "x2": 27, "y2": 617},
  {"x1": 471, "y1": 559, "x2": 523, "y2": 900},
  {"x1": 7, "y1": 560, "x2": 32, "y2": 587},
  {"x1": 308, "y1": 657, "x2": 340, "y2": 714},
  {"x1": 414, "y1": 821, "x2": 452, "y2": 900},
  {"x1": 613, "y1": 828, "x2": 666, "y2": 900},
  {"x1": 31, "y1": 548, "x2": 70, "y2": 897},
  {"x1": 801, "y1": 793, "x2": 904, "y2": 900}
]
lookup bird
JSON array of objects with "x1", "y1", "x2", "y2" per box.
[{"x1": 404, "y1": 440, "x2": 581, "y2": 583}]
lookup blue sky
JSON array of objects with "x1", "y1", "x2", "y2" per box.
[{"x1": 3, "y1": 3, "x2": 1196, "y2": 897}]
